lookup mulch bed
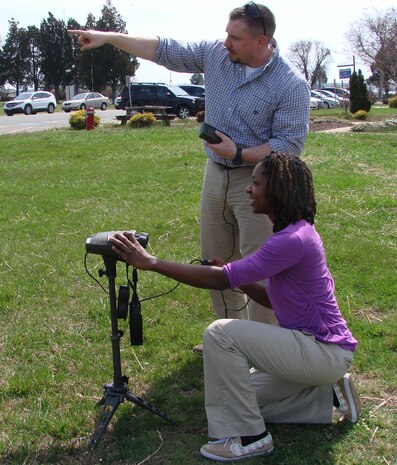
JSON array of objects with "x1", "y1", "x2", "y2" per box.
[{"x1": 310, "y1": 118, "x2": 353, "y2": 132}]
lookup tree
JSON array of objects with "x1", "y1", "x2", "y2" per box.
[
  {"x1": 26, "y1": 26, "x2": 42, "y2": 90},
  {"x1": 39, "y1": 13, "x2": 71, "y2": 99},
  {"x1": 0, "y1": 43, "x2": 7, "y2": 87},
  {"x1": 346, "y1": 8, "x2": 397, "y2": 88},
  {"x1": 64, "y1": 18, "x2": 82, "y2": 89},
  {"x1": 78, "y1": 0, "x2": 139, "y2": 97},
  {"x1": 78, "y1": 13, "x2": 97, "y2": 92},
  {"x1": 191, "y1": 73, "x2": 204, "y2": 85},
  {"x1": 1, "y1": 20, "x2": 30, "y2": 94},
  {"x1": 349, "y1": 69, "x2": 371, "y2": 113},
  {"x1": 287, "y1": 40, "x2": 330, "y2": 88}
]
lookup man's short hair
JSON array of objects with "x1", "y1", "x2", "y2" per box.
[{"x1": 230, "y1": 3, "x2": 276, "y2": 39}]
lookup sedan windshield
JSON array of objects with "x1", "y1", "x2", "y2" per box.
[{"x1": 71, "y1": 93, "x2": 88, "y2": 100}]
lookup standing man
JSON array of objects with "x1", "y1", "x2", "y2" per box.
[{"x1": 69, "y1": 2, "x2": 311, "y2": 329}]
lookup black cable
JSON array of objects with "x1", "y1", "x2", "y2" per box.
[
  {"x1": 137, "y1": 281, "x2": 181, "y2": 303},
  {"x1": 84, "y1": 253, "x2": 109, "y2": 294},
  {"x1": 222, "y1": 169, "x2": 236, "y2": 263},
  {"x1": 84, "y1": 239, "x2": 249, "y2": 314},
  {"x1": 85, "y1": 253, "x2": 185, "y2": 303}
]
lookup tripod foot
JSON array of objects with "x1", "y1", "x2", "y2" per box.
[
  {"x1": 125, "y1": 391, "x2": 177, "y2": 425},
  {"x1": 89, "y1": 384, "x2": 126, "y2": 449},
  {"x1": 89, "y1": 383, "x2": 176, "y2": 448}
]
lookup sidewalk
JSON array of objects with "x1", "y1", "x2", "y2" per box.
[{"x1": 320, "y1": 126, "x2": 352, "y2": 133}]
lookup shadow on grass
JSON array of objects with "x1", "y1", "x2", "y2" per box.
[{"x1": 2, "y1": 349, "x2": 356, "y2": 465}]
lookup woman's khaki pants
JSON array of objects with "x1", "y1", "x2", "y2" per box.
[{"x1": 203, "y1": 319, "x2": 353, "y2": 439}]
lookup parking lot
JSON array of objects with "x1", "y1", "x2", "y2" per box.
[{"x1": 0, "y1": 109, "x2": 123, "y2": 135}]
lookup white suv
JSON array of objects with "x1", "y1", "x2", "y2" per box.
[{"x1": 4, "y1": 91, "x2": 57, "y2": 116}]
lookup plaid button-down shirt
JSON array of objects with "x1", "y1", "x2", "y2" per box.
[{"x1": 155, "y1": 38, "x2": 311, "y2": 166}]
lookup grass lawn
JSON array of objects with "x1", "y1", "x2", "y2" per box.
[{"x1": 0, "y1": 122, "x2": 396, "y2": 465}]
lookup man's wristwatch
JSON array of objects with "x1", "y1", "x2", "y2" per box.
[{"x1": 233, "y1": 147, "x2": 243, "y2": 166}]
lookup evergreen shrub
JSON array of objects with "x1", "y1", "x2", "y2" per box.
[{"x1": 349, "y1": 70, "x2": 371, "y2": 114}]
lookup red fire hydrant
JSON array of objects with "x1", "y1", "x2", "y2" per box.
[{"x1": 85, "y1": 106, "x2": 95, "y2": 130}]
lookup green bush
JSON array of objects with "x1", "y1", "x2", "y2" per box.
[
  {"x1": 352, "y1": 110, "x2": 368, "y2": 120},
  {"x1": 68, "y1": 110, "x2": 100, "y2": 130},
  {"x1": 128, "y1": 112, "x2": 157, "y2": 128},
  {"x1": 389, "y1": 97, "x2": 397, "y2": 108},
  {"x1": 349, "y1": 69, "x2": 371, "y2": 114}
]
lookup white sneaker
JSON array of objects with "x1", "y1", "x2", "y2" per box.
[
  {"x1": 333, "y1": 373, "x2": 361, "y2": 423},
  {"x1": 192, "y1": 343, "x2": 203, "y2": 353},
  {"x1": 200, "y1": 434, "x2": 274, "y2": 462}
]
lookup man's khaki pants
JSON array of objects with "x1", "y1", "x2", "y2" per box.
[
  {"x1": 200, "y1": 159, "x2": 278, "y2": 325},
  {"x1": 203, "y1": 319, "x2": 353, "y2": 439}
]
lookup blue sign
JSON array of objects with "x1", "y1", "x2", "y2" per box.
[{"x1": 339, "y1": 68, "x2": 352, "y2": 79}]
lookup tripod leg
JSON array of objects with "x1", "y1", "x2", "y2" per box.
[
  {"x1": 125, "y1": 391, "x2": 177, "y2": 425},
  {"x1": 89, "y1": 384, "x2": 126, "y2": 449}
]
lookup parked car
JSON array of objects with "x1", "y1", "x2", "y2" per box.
[
  {"x1": 62, "y1": 92, "x2": 110, "y2": 112},
  {"x1": 310, "y1": 96, "x2": 322, "y2": 110},
  {"x1": 321, "y1": 87, "x2": 350, "y2": 99},
  {"x1": 316, "y1": 89, "x2": 343, "y2": 106},
  {"x1": 120, "y1": 82, "x2": 205, "y2": 119},
  {"x1": 114, "y1": 96, "x2": 122, "y2": 109},
  {"x1": 311, "y1": 90, "x2": 339, "y2": 109},
  {"x1": 179, "y1": 84, "x2": 205, "y2": 109},
  {"x1": 4, "y1": 91, "x2": 57, "y2": 116},
  {"x1": 179, "y1": 84, "x2": 205, "y2": 98}
]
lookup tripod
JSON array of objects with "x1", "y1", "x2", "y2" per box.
[{"x1": 89, "y1": 255, "x2": 176, "y2": 449}]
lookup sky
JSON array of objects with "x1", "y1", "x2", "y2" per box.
[{"x1": 1, "y1": 0, "x2": 396, "y2": 87}]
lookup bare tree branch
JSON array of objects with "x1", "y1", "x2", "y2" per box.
[
  {"x1": 287, "y1": 40, "x2": 330, "y2": 88},
  {"x1": 346, "y1": 8, "x2": 397, "y2": 85}
]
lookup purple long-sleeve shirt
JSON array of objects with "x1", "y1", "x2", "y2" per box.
[{"x1": 223, "y1": 220, "x2": 357, "y2": 352}]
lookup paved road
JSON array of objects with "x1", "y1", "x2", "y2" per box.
[{"x1": 0, "y1": 109, "x2": 125, "y2": 135}]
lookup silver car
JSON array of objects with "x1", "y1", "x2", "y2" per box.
[
  {"x1": 4, "y1": 91, "x2": 57, "y2": 116},
  {"x1": 311, "y1": 90, "x2": 339, "y2": 109},
  {"x1": 62, "y1": 92, "x2": 110, "y2": 112},
  {"x1": 316, "y1": 90, "x2": 343, "y2": 107},
  {"x1": 114, "y1": 96, "x2": 122, "y2": 109},
  {"x1": 310, "y1": 96, "x2": 322, "y2": 110}
]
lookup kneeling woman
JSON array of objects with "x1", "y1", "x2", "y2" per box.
[{"x1": 109, "y1": 152, "x2": 360, "y2": 463}]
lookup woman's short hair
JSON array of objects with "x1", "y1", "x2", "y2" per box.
[{"x1": 260, "y1": 152, "x2": 316, "y2": 232}]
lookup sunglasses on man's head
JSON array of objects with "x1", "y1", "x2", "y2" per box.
[{"x1": 243, "y1": 1, "x2": 266, "y2": 36}]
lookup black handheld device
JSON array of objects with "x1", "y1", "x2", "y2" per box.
[
  {"x1": 85, "y1": 230, "x2": 149, "y2": 258},
  {"x1": 199, "y1": 123, "x2": 223, "y2": 144}
]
